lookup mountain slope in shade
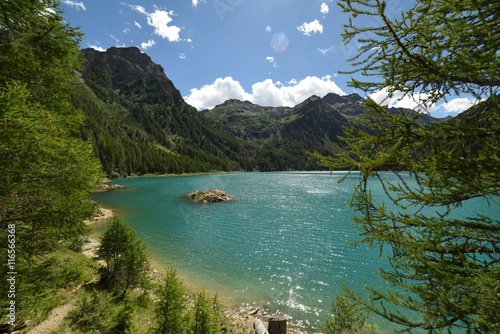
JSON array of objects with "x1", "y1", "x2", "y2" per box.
[{"x1": 73, "y1": 47, "x2": 256, "y2": 177}]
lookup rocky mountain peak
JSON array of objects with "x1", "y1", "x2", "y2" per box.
[
  {"x1": 80, "y1": 46, "x2": 183, "y2": 104},
  {"x1": 322, "y1": 92, "x2": 363, "y2": 105}
]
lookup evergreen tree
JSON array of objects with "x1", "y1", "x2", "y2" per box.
[
  {"x1": 0, "y1": 0, "x2": 102, "y2": 262},
  {"x1": 154, "y1": 267, "x2": 187, "y2": 334},
  {"x1": 315, "y1": 0, "x2": 500, "y2": 332},
  {"x1": 97, "y1": 217, "x2": 150, "y2": 295},
  {"x1": 189, "y1": 290, "x2": 221, "y2": 334}
]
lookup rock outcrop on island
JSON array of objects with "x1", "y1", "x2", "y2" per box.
[{"x1": 188, "y1": 189, "x2": 232, "y2": 204}]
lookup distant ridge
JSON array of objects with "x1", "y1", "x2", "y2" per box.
[{"x1": 73, "y1": 47, "x2": 472, "y2": 175}]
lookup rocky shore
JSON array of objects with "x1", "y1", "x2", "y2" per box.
[{"x1": 188, "y1": 189, "x2": 233, "y2": 203}]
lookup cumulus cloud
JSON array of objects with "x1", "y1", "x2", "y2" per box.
[
  {"x1": 370, "y1": 88, "x2": 479, "y2": 114},
  {"x1": 141, "y1": 39, "x2": 156, "y2": 50},
  {"x1": 61, "y1": 0, "x2": 86, "y2": 10},
  {"x1": 297, "y1": 19, "x2": 324, "y2": 36},
  {"x1": 147, "y1": 10, "x2": 181, "y2": 41},
  {"x1": 134, "y1": 21, "x2": 142, "y2": 29},
  {"x1": 320, "y1": 3, "x2": 329, "y2": 14},
  {"x1": 438, "y1": 97, "x2": 477, "y2": 113},
  {"x1": 185, "y1": 76, "x2": 346, "y2": 110},
  {"x1": 185, "y1": 77, "x2": 252, "y2": 110},
  {"x1": 130, "y1": 5, "x2": 181, "y2": 42},
  {"x1": 370, "y1": 88, "x2": 433, "y2": 111}
]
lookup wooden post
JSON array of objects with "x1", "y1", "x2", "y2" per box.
[{"x1": 268, "y1": 317, "x2": 287, "y2": 334}]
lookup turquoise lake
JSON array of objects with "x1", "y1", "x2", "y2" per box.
[{"x1": 90, "y1": 172, "x2": 498, "y2": 332}]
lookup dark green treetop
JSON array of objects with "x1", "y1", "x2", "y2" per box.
[
  {"x1": 0, "y1": 0, "x2": 102, "y2": 262},
  {"x1": 339, "y1": 0, "x2": 499, "y2": 105},
  {"x1": 314, "y1": 0, "x2": 500, "y2": 332}
]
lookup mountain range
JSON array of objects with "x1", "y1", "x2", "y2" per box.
[{"x1": 72, "y1": 47, "x2": 457, "y2": 177}]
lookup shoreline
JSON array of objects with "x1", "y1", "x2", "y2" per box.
[{"x1": 83, "y1": 206, "x2": 314, "y2": 334}]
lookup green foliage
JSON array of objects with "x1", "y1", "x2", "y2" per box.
[
  {"x1": 73, "y1": 48, "x2": 257, "y2": 177},
  {"x1": 0, "y1": 249, "x2": 99, "y2": 325},
  {"x1": 314, "y1": 0, "x2": 500, "y2": 332},
  {"x1": 154, "y1": 267, "x2": 187, "y2": 334},
  {"x1": 114, "y1": 291, "x2": 137, "y2": 334},
  {"x1": 0, "y1": 81, "x2": 102, "y2": 262},
  {"x1": 97, "y1": 217, "x2": 151, "y2": 295},
  {"x1": 0, "y1": 0, "x2": 83, "y2": 112},
  {"x1": 324, "y1": 294, "x2": 369, "y2": 334},
  {"x1": 69, "y1": 289, "x2": 118, "y2": 332},
  {"x1": 0, "y1": 0, "x2": 102, "y2": 262},
  {"x1": 189, "y1": 289, "x2": 222, "y2": 334},
  {"x1": 338, "y1": 0, "x2": 500, "y2": 104}
]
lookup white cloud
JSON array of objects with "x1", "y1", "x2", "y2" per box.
[
  {"x1": 130, "y1": 5, "x2": 181, "y2": 41},
  {"x1": 88, "y1": 45, "x2": 106, "y2": 52},
  {"x1": 179, "y1": 53, "x2": 186, "y2": 59},
  {"x1": 369, "y1": 88, "x2": 479, "y2": 114},
  {"x1": 370, "y1": 88, "x2": 433, "y2": 111},
  {"x1": 192, "y1": 0, "x2": 206, "y2": 7},
  {"x1": 61, "y1": 0, "x2": 86, "y2": 10},
  {"x1": 438, "y1": 97, "x2": 476, "y2": 113},
  {"x1": 318, "y1": 46, "x2": 335, "y2": 55},
  {"x1": 108, "y1": 34, "x2": 120, "y2": 43},
  {"x1": 130, "y1": 5, "x2": 147, "y2": 15},
  {"x1": 320, "y1": 3, "x2": 329, "y2": 14},
  {"x1": 185, "y1": 76, "x2": 346, "y2": 110},
  {"x1": 185, "y1": 77, "x2": 252, "y2": 110},
  {"x1": 297, "y1": 19, "x2": 324, "y2": 36},
  {"x1": 266, "y1": 56, "x2": 278, "y2": 68},
  {"x1": 134, "y1": 21, "x2": 142, "y2": 29},
  {"x1": 147, "y1": 10, "x2": 181, "y2": 41},
  {"x1": 141, "y1": 39, "x2": 156, "y2": 50}
]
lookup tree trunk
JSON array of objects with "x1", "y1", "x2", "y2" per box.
[{"x1": 268, "y1": 317, "x2": 287, "y2": 334}]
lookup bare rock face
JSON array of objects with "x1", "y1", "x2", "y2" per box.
[{"x1": 187, "y1": 189, "x2": 232, "y2": 204}]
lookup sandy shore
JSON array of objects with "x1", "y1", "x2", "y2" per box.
[{"x1": 80, "y1": 207, "x2": 311, "y2": 334}]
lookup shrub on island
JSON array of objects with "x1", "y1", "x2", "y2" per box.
[{"x1": 187, "y1": 189, "x2": 232, "y2": 203}]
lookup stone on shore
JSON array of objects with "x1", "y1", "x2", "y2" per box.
[{"x1": 188, "y1": 189, "x2": 232, "y2": 204}]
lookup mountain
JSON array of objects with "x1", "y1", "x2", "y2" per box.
[
  {"x1": 203, "y1": 91, "x2": 450, "y2": 170},
  {"x1": 202, "y1": 95, "x2": 355, "y2": 170},
  {"x1": 72, "y1": 47, "x2": 457, "y2": 176},
  {"x1": 72, "y1": 47, "x2": 256, "y2": 177}
]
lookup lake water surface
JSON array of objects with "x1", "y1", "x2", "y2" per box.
[{"x1": 90, "y1": 172, "x2": 496, "y2": 332}]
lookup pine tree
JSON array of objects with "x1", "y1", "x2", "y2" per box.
[
  {"x1": 97, "y1": 217, "x2": 150, "y2": 295},
  {"x1": 154, "y1": 267, "x2": 187, "y2": 334},
  {"x1": 315, "y1": 0, "x2": 500, "y2": 332},
  {"x1": 0, "y1": 0, "x2": 102, "y2": 262}
]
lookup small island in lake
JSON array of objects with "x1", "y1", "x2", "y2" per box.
[{"x1": 188, "y1": 189, "x2": 233, "y2": 203}]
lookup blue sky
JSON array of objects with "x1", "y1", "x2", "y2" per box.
[{"x1": 61, "y1": 0, "x2": 476, "y2": 117}]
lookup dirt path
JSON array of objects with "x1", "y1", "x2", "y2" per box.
[
  {"x1": 25, "y1": 303, "x2": 76, "y2": 334},
  {"x1": 23, "y1": 208, "x2": 114, "y2": 334}
]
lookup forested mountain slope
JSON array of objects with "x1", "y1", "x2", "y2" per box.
[
  {"x1": 72, "y1": 47, "x2": 255, "y2": 177},
  {"x1": 73, "y1": 47, "x2": 453, "y2": 176}
]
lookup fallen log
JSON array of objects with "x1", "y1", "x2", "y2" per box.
[{"x1": 253, "y1": 318, "x2": 269, "y2": 334}]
